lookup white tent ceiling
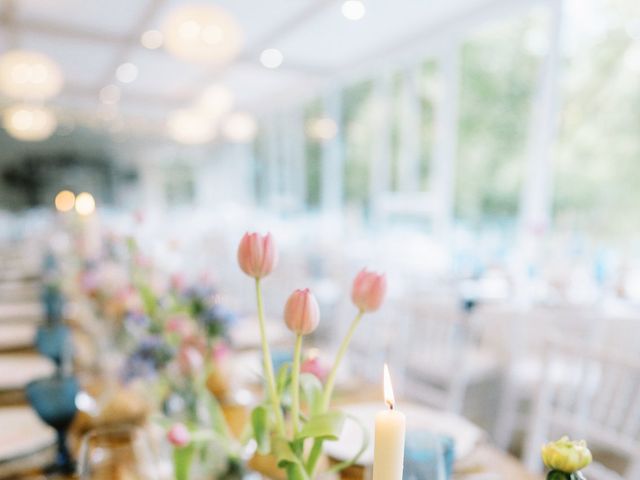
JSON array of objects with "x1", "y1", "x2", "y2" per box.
[{"x1": 0, "y1": 0, "x2": 492, "y2": 125}]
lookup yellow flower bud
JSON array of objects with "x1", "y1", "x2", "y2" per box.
[{"x1": 541, "y1": 436, "x2": 593, "y2": 473}]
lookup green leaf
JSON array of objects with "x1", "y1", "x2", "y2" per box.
[
  {"x1": 138, "y1": 283, "x2": 157, "y2": 317},
  {"x1": 203, "y1": 389, "x2": 232, "y2": 439},
  {"x1": 173, "y1": 444, "x2": 195, "y2": 480},
  {"x1": 326, "y1": 412, "x2": 370, "y2": 474},
  {"x1": 299, "y1": 373, "x2": 323, "y2": 415},
  {"x1": 251, "y1": 405, "x2": 271, "y2": 454},
  {"x1": 297, "y1": 410, "x2": 346, "y2": 441},
  {"x1": 272, "y1": 437, "x2": 310, "y2": 480},
  {"x1": 276, "y1": 362, "x2": 292, "y2": 396},
  {"x1": 272, "y1": 435, "x2": 298, "y2": 465}
]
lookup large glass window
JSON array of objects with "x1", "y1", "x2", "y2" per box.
[
  {"x1": 456, "y1": 10, "x2": 548, "y2": 224},
  {"x1": 343, "y1": 80, "x2": 373, "y2": 207},
  {"x1": 554, "y1": 0, "x2": 640, "y2": 237},
  {"x1": 164, "y1": 163, "x2": 194, "y2": 206},
  {"x1": 304, "y1": 99, "x2": 323, "y2": 209},
  {"x1": 419, "y1": 60, "x2": 438, "y2": 191}
]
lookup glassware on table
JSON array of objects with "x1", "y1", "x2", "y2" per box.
[
  {"x1": 25, "y1": 374, "x2": 79, "y2": 475},
  {"x1": 35, "y1": 323, "x2": 72, "y2": 366},
  {"x1": 403, "y1": 431, "x2": 451, "y2": 480},
  {"x1": 78, "y1": 425, "x2": 160, "y2": 480},
  {"x1": 271, "y1": 348, "x2": 293, "y2": 376},
  {"x1": 41, "y1": 284, "x2": 64, "y2": 324}
]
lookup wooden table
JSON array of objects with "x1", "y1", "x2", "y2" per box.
[{"x1": 0, "y1": 380, "x2": 538, "y2": 480}]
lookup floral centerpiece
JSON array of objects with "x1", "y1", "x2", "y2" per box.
[
  {"x1": 71, "y1": 233, "x2": 242, "y2": 479},
  {"x1": 237, "y1": 232, "x2": 387, "y2": 480},
  {"x1": 542, "y1": 436, "x2": 593, "y2": 480}
]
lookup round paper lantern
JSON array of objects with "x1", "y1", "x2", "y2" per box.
[
  {"x1": 223, "y1": 112, "x2": 257, "y2": 142},
  {"x1": 167, "y1": 108, "x2": 216, "y2": 144},
  {"x1": 2, "y1": 104, "x2": 57, "y2": 141},
  {"x1": 162, "y1": 5, "x2": 242, "y2": 64},
  {"x1": 0, "y1": 50, "x2": 63, "y2": 100}
]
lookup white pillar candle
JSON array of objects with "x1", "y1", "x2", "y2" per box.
[{"x1": 373, "y1": 364, "x2": 406, "y2": 480}]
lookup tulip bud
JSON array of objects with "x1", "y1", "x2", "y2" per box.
[
  {"x1": 167, "y1": 423, "x2": 190, "y2": 447},
  {"x1": 237, "y1": 232, "x2": 278, "y2": 279},
  {"x1": 351, "y1": 269, "x2": 387, "y2": 312},
  {"x1": 284, "y1": 288, "x2": 320, "y2": 335},
  {"x1": 541, "y1": 436, "x2": 592, "y2": 473}
]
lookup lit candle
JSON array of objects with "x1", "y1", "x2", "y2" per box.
[{"x1": 372, "y1": 364, "x2": 406, "y2": 480}]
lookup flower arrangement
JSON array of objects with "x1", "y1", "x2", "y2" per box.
[
  {"x1": 118, "y1": 260, "x2": 242, "y2": 479},
  {"x1": 238, "y1": 232, "x2": 387, "y2": 480},
  {"x1": 71, "y1": 234, "x2": 242, "y2": 479},
  {"x1": 542, "y1": 436, "x2": 593, "y2": 480}
]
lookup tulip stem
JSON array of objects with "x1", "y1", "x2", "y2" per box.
[
  {"x1": 255, "y1": 278, "x2": 285, "y2": 436},
  {"x1": 291, "y1": 334, "x2": 303, "y2": 436},
  {"x1": 322, "y1": 309, "x2": 363, "y2": 410},
  {"x1": 306, "y1": 309, "x2": 364, "y2": 476}
]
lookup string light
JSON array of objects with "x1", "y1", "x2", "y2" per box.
[
  {"x1": 167, "y1": 108, "x2": 216, "y2": 144},
  {"x1": 141, "y1": 30, "x2": 164, "y2": 50},
  {"x1": 75, "y1": 192, "x2": 96, "y2": 216},
  {"x1": 307, "y1": 117, "x2": 338, "y2": 141},
  {"x1": 99, "y1": 84, "x2": 121, "y2": 105},
  {"x1": 116, "y1": 62, "x2": 138, "y2": 83},
  {"x1": 260, "y1": 48, "x2": 284, "y2": 69},
  {"x1": 54, "y1": 190, "x2": 75, "y2": 212},
  {"x1": 197, "y1": 84, "x2": 234, "y2": 119},
  {"x1": 223, "y1": 112, "x2": 257, "y2": 142},
  {"x1": 342, "y1": 0, "x2": 366, "y2": 21},
  {"x1": 2, "y1": 104, "x2": 57, "y2": 141}
]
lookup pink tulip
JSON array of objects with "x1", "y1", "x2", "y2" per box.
[
  {"x1": 284, "y1": 288, "x2": 320, "y2": 335},
  {"x1": 237, "y1": 232, "x2": 278, "y2": 279},
  {"x1": 301, "y1": 356, "x2": 328, "y2": 381},
  {"x1": 167, "y1": 423, "x2": 190, "y2": 447},
  {"x1": 351, "y1": 269, "x2": 387, "y2": 312}
]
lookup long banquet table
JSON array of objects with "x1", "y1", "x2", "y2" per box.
[{"x1": 0, "y1": 374, "x2": 541, "y2": 480}]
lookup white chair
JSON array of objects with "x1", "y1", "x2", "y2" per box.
[
  {"x1": 391, "y1": 298, "x2": 501, "y2": 414},
  {"x1": 523, "y1": 340, "x2": 640, "y2": 479},
  {"x1": 490, "y1": 305, "x2": 607, "y2": 449}
]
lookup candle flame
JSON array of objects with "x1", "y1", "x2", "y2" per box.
[{"x1": 383, "y1": 363, "x2": 395, "y2": 409}]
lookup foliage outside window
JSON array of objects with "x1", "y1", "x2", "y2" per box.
[
  {"x1": 554, "y1": 0, "x2": 640, "y2": 238},
  {"x1": 164, "y1": 163, "x2": 195, "y2": 206},
  {"x1": 456, "y1": 11, "x2": 546, "y2": 224}
]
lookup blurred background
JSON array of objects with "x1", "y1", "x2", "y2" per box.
[
  {"x1": 1, "y1": 0, "x2": 639, "y2": 479},
  {"x1": 3, "y1": 0, "x2": 640, "y2": 289}
]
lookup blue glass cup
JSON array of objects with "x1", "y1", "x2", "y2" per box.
[
  {"x1": 404, "y1": 431, "x2": 455, "y2": 480},
  {"x1": 271, "y1": 348, "x2": 293, "y2": 376},
  {"x1": 25, "y1": 375, "x2": 79, "y2": 474}
]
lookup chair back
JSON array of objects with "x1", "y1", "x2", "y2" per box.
[
  {"x1": 524, "y1": 340, "x2": 640, "y2": 479},
  {"x1": 388, "y1": 298, "x2": 479, "y2": 412}
]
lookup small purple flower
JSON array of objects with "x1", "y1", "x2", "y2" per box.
[{"x1": 122, "y1": 335, "x2": 174, "y2": 382}]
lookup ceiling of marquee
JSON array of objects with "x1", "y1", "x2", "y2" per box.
[{"x1": 0, "y1": 0, "x2": 491, "y2": 126}]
